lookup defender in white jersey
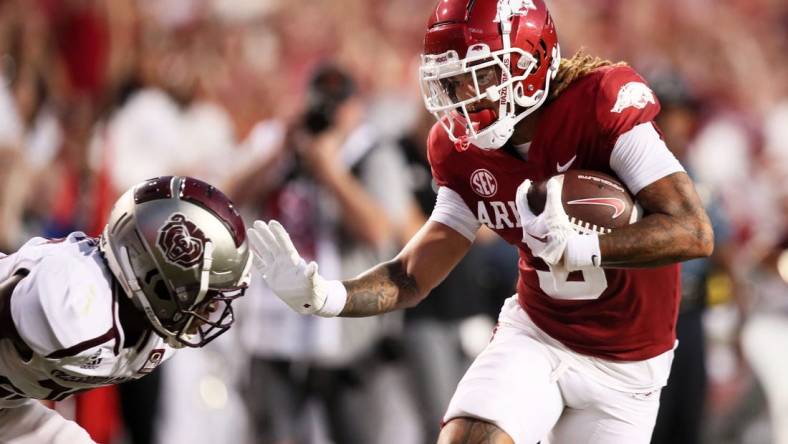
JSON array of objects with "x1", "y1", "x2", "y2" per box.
[{"x1": 0, "y1": 176, "x2": 251, "y2": 444}]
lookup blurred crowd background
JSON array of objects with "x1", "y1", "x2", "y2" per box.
[{"x1": 0, "y1": 0, "x2": 786, "y2": 443}]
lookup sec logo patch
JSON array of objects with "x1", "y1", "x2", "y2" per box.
[{"x1": 470, "y1": 169, "x2": 497, "y2": 197}]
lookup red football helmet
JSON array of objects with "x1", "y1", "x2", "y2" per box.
[{"x1": 420, "y1": 0, "x2": 560, "y2": 150}]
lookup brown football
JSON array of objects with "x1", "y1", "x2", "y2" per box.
[{"x1": 526, "y1": 170, "x2": 639, "y2": 234}]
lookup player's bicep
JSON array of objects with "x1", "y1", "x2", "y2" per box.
[
  {"x1": 407, "y1": 185, "x2": 479, "y2": 292},
  {"x1": 397, "y1": 220, "x2": 473, "y2": 297},
  {"x1": 429, "y1": 186, "x2": 481, "y2": 242}
]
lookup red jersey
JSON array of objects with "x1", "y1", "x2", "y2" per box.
[{"x1": 427, "y1": 65, "x2": 680, "y2": 361}]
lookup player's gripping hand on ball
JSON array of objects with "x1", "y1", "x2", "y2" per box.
[{"x1": 516, "y1": 176, "x2": 602, "y2": 270}]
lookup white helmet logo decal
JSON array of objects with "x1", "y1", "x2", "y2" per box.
[
  {"x1": 157, "y1": 213, "x2": 208, "y2": 268},
  {"x1": 495, "y1": 0, "x2": 536, "y2": 22},
  {"x1": 611, "y1": 82, "x2": 656, "y2": 113}
]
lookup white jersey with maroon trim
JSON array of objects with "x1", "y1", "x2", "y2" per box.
[{"x1": 0, "y1": 232, "x2": 174, "y2": 408}]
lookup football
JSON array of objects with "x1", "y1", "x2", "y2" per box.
[{"x1": 527, "y1": 170, "x2": 639, "y2": 234}]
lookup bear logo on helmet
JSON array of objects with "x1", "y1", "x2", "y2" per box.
[{"x1": 157, "y1": 213, "x2": 209, "y2": 268}]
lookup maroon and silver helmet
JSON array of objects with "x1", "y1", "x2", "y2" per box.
[
  {"x1": 420, "y1": 0, "x2": 560, "y2": 150},
  {"x1": 100, "y1": 176, "x2": 251, "y2": 348}
]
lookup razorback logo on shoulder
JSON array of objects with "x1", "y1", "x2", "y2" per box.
[
  {"x1": 611, "y1": 82, "x2": 655, "y2": 113},
  {"x1": 476, "y1": 200, "x2": 522, "y2": 229},
  {"x1": 157, "y1": 213, "x2": 208, "y2": 269}
]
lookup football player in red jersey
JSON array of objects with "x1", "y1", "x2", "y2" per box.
[{"x1": 248, "y1": 0, "x2": 713, "y2": 443}]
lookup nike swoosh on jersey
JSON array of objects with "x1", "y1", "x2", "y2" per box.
[
  {"x1": 556, "y1": 155, "x2": 577, "y2": 173},
  {"x1": 526, "y1": 232, "x2": 549, "y2": 243},
  {"x1": 567, "y1": 198, "x2": 626, "y2": 219}
]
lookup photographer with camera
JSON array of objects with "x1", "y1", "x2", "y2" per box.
[{"x1": 228, "y1": 63, "x2": 418, "y2": 444}]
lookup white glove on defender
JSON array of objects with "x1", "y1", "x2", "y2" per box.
[
  {"x1": 515, "y1": 176, "x2": 601, "y2": 269},
  {"x1": 247, "y1": 220, "x2": 347, "y2": 317}
]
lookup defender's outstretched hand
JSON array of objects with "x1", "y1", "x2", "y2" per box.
[{"x1": 247, "y1": 220, "x2": 346, "y2": 317}]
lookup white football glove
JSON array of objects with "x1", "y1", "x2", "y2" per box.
[
  {"x1": 515, "y1": 176, "x2": 575, "y2": 265},
  {"x1": 247, "y1": 220, "x2": 347, "y2": 317},
  {"x1": 515, "y1": 176, "x2": 602, "y2": 269}
]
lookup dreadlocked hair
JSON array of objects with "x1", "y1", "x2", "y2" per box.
[{"x1": 548, "y1": 49, "x2": 627, "y2": 102}]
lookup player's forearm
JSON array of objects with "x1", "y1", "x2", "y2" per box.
[
  {"x1": 596, "y1": 171, "x2": 714, "y2": 268},
  {"x1": 599, "y1": 212, "x2": 713, "y2": 267},
  {"x1": 339, "y1": 259, "x2": 422, "y2": 317}
]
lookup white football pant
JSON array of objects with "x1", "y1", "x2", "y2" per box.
[{"x1": 443, "y1": 297, "x2": 664, "y2": 444}]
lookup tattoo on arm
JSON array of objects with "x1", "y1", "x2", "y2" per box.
[
  {"x1": 340, "y1": 259, "x2": 420, "y2": 317},
  {"x1": 460, "y1": 421, "x2": 510, "y2": 444},
  {"x1": 599, "y1": 172, "x2": 714, "y2": 267},
  {"x1": 438, "y1": 418, "x2": 514, "y2": 444}
]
